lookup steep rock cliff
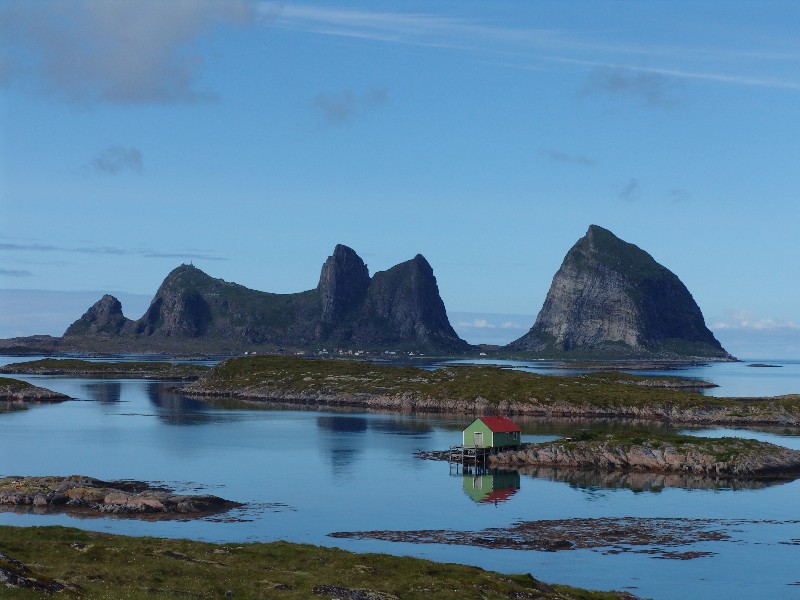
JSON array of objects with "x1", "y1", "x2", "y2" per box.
[{"x1": 508, "y1": 225, "x2": 732, "y2": 359}]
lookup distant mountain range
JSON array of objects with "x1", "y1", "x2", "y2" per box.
[
  {"x1": 52, "y1": 244, "x2": 469, "y2": 354},
  {"x1": 0, "y1": 229, "x2": 734, "y2": 359}
]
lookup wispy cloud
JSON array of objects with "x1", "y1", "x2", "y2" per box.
[
  {"x1": 0, "y1": 0, "x2": 253, "y2": 104},
  {"x1": 312, "y1": 87, "x2": 390, "y2": 125},
  {"x1": 0, "y1": 268, "x2": 33, "y2": 277},
  {"x1": 0, "y1": 240, "x2": 226, "y2": 261},
  {"x1": 581, "y1": 67, "x2": 677, "y2": 107},
  {"x1": 261, "y1": 4, "x2": 800, "y2": 93},
  {"x1": 540, "y1": 149, "x2": 596, "y2": 166},
  {"x1": 84, "y1": 146, "x2": 143, "y2": 175},
  {"x1": 668, "y1": 188, "x2": 691, "y2": 203},
  {"x1": 618, "y1": 178, "x2": 641, "y2": 202}
]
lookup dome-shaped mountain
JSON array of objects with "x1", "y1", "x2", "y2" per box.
[{"x1": 508, "y1": 225, "x2": 733, "y2": 359}]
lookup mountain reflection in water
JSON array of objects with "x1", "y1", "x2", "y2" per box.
[
  {"x1": 147, "y1": 384, "x2": 224, "y2": 425},
  {"x1": 83, "y1": 381, "x2": 121, "y2": 404}
]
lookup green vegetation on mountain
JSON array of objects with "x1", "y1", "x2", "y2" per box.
[{"x1": 0, "y1": 525, "x2": 638, "y2": 599}]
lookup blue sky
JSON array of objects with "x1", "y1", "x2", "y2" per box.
[{"x1": 1, "y1": 0, "x2": 799, "y2": 358}]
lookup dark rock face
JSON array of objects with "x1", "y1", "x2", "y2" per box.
[
  {"x1": 64, "y1": 294, "x2": 131, "y2": 336},
  {"x1": 509, "y1": 225, "x2": 732, "y2": 359},
  {"x1": 318, "y1": 244, "x2": 371, "y2": 327},
  {"x1": 64, "y1": 247, "x2": 469, "y2": 353}
]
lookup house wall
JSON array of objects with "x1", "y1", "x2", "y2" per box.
[
  {"x1": 462, "y1": 419, "x2": 493, "y2": 447},
  {"x1": 493, "y1": 431, "x2": 521, "y2": 447},
  {"x1": 462, "y1": 420, "x2": 521, "y2": 448}
]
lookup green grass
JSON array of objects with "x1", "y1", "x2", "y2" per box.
[
  {"x1": 0, "y1": 525, "x2": 636, "y2": 600},
  {"x1": 191, "y1": 355, "x2": 786, "y2": 413}
]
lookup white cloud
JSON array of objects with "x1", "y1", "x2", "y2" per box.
[
  {"x1": 456, "y1": 318, "x2": 495, "y2": 329},
  {"x1": 1, "y1": 0, "x2": 253, "y2": 104},
  {"x1": 711, "y1": 310, "x2": 800, "y2": 331}
]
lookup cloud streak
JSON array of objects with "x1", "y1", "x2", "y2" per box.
[
  {"x1": 541, "y1": 149, "x2": 596, "y2": 166},
  {"x1": 262, "y1": 4, "x2": 800, "y2": 92},
  {"x1": 0, "y1": 268, "x2": 33, "y2": 277},
  {"x1": 0, "y1": 0, "x2": 253, "y2": 104},
  {"x1": 0, "y1": 241, "x2": 226, "y2": 261}
]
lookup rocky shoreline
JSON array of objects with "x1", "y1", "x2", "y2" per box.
[
  {"x1": 418, "y1": 435, "x2": 800, "y2": 478},
  {"x1": 183, "y1": 383, "x2": 800, "y2": 426},
  {"x1": 0, "y1": 476, "x2": 242, "y2": 519}
]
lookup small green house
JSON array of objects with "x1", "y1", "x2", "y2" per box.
[{"x1": 462, "y1": 416, "x2": 521, "y2": 448}]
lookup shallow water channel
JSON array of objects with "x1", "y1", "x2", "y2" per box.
[{"x1": 2, "y1": 361, "x2": 800, "y2": 599}]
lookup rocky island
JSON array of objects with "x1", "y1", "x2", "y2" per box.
[
  {"x1": 180, "y1": 355, "x2": 800, "y2": 426},
  {"x1": 419, "y1": 431, "x2": 800, "y2": 478},
  {"x1": 0, "y1": 359, "x2": 209, "y2": 380},
  {"x1": 0, "y1": 476, "x2": 241, "y2": 520},
  {"x1": 0, "y1": 377, "x2": 69, "y2": 403},
  {"x1": 508, "y1": 225, "x2": 733, "y2": 360}
]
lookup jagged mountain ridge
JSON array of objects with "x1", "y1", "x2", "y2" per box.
[
  {"x1": 508, "y1": 225, "x2": 733, "y2": 359},
  {"x1": 64, "y1": 245, "x2": 470, "y2": 353}
]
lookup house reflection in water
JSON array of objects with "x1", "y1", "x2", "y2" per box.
[{"x1": 461, "y1": 468, "x2": 520, "y2": 505}]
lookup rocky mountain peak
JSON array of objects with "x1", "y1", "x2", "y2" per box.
[
  {"x1": 509, "y1": 225, "x2": 732, "y2": 359},
  {"x1": 64, "y1": 294, "x2": 130, "y2": 337},
  {"x1": 318, "y1": 244, "x2": 370, "y2": 325}
]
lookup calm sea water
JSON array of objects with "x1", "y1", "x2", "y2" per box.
[{"x1": 2, "y1": 357, "x2": 800, "y2": 599}]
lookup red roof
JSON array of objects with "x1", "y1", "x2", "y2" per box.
[
  {"x1": 478, "y1": 416, "x2": 521, "y2": 433},
  {"x1": 479, "y1": 487, "x2": 519, "y2": 504}
]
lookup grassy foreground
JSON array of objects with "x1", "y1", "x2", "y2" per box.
[{"x1": 0, "y1": 525, "x2": 637, "y2": 599}]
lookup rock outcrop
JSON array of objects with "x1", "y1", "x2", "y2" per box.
[
  {"x1": 489, "y1": 437, "x2": 800, "y2": 477},
  {"x1": 0, "y1": 378, "x2": 69, "y2": 402},
  {"x1": 64, "y1": 294, "x2": 131, "y2": 336},
  {"x1": 0, "y1": 475, "x2": 242, "y2": 519},
  {"x1": 509, "y1": 225, "x2": 732, "y2": 359},
  {"x1": 62, "y1": 246, "x2": 469, "y2": 353}
]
